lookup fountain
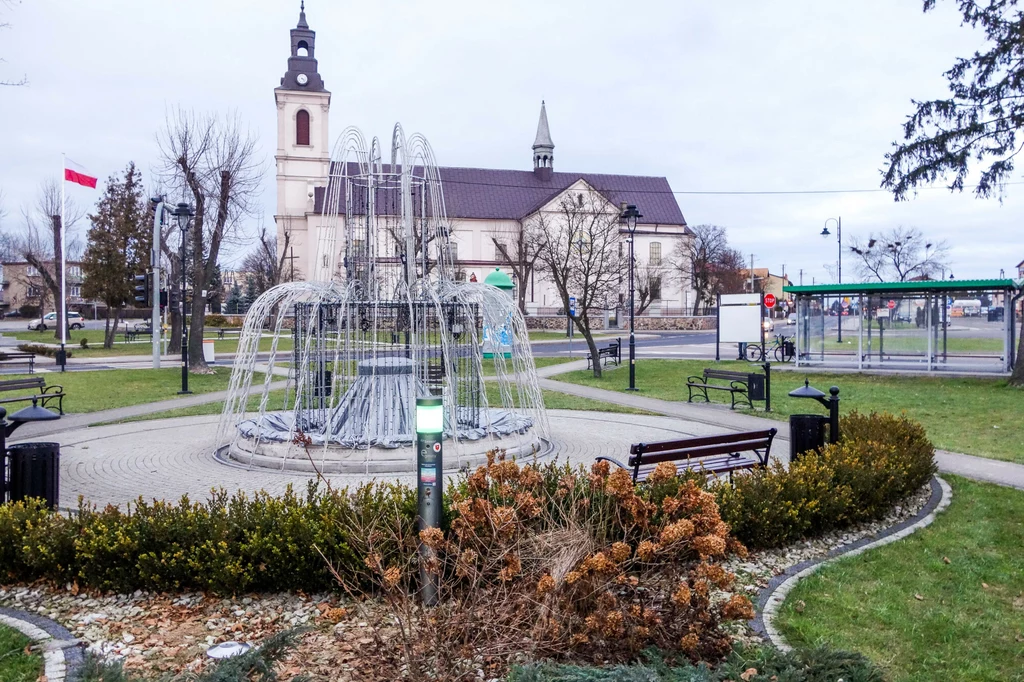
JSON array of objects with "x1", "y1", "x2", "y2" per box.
[{"x1": 216, "y1": 125, "x2": 549, "y2": 473}]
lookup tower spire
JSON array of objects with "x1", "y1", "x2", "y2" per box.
[
  {"x1": 532, "y1": 100, "x2": 554, "y2": 176},
  {"x1": 297, "y1": 1, "x2": 308, "y2": 29}
]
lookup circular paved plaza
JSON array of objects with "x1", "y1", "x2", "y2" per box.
[{"x1": 35, "y1": 410, "x2": 786, "y2": 509}]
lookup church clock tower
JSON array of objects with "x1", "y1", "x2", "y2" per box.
[{"x1": 275, "y1": 2, "x2": 330, "y2": 282}]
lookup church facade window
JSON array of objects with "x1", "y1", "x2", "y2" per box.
[
  {"x1": 296, "y1": 109, "x2": 310, "y2": 146},
  {"x1": 649, "y1": 241, "x2": 662, "y2": 265}
]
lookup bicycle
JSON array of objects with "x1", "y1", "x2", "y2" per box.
[
  {"x1": 743, "y1": 334, "x2": 794, "y2": 363},
  {"x1": 772, "y1": 334, "x2": 795, "y2": 363}
]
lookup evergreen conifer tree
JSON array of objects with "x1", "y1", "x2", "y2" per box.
[{"x1": 82, "y1": 163, "x2": 150, "y2": 348}]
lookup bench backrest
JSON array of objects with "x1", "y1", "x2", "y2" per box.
[
  {"x1": 0, "y1": 377, "x2": 46, "y2": 392},
  {"x1": 629, "y1": 428, "x2": 777, "y2": 470},
  {"x1": 704, "y1": 368, "x2": 750, "y2": 381}
]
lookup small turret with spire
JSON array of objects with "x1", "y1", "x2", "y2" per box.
[{"x1": 532, "y1": 101, "x2": 554, "y2": 179}]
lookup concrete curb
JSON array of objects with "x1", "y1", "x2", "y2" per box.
[
  {"x1": 0, "y1": 606, "x2": 84, "y2": 682},
  {"x1": 751, "y1": 475, "x2": 953, "y2": 651}
]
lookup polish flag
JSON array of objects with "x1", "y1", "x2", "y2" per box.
[{"x1": 64, "y1": 158, "x2": 98, "y2": 189}]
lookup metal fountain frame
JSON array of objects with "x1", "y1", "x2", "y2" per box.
[{"x1": 217, "y1": 125, "x2": 549, "y2": 472}]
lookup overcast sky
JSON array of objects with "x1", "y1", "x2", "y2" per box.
[{"x1": 1, "y1": 0, "x2": 1021, "y2": 282}]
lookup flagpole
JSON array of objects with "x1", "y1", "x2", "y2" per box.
[{"x1": 60, "y1": 152, "x2": 67, "y2": 372}]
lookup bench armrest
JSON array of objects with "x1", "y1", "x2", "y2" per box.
[
  {"x1": 686, "y1": 375, "x2": 706, "y2": 384},
  {"x1": 594, "y1": 455, "x2": 629, "y2": 471},
  {"x1": 41, "y1": 384, "x2": 63, "y2": 395},
  {"x1": 729, "y1": 380, "x2": 748, "y2": 392}
]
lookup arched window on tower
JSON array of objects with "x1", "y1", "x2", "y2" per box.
[
  {"x1": 297, "y1": 40, "x2": 310, "y2": 57},
  {"x1": 296, "y1": 109, "x2": 310, "y2": 146}
]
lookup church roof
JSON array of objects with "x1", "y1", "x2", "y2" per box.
[{"x1": 314, "y1": 164, "x2": 688, "y2": 228}]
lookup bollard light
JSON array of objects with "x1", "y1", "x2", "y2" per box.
[
  {"x1": 415, "y1": 395, "x2": 444, "y2": 606},
  {"x1": 416, "y1": 397, "x2": 444, "y2": 435}
]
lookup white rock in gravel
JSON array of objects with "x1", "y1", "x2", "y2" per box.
[
  {"x1": 79, "y1": 613, "x2": 109, "y2": 624},
  {"x1": 122, "y1": 633, "x2": 135, "y2": 644}
]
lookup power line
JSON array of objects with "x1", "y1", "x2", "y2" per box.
[{"x1": 428, "y1": 175, "x2": 1024, "y2": 197}]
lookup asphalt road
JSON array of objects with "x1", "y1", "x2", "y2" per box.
[{"x1": 533, "y1": 330, "x2": 726, "y2": 360}]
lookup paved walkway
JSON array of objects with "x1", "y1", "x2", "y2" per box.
[{"x1": 35, "y1": 409, "x2": 740, "y2": 509}]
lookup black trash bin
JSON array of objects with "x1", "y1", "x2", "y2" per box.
[
  {"x1": 6, "y1": 442, "x2": 60, "y2": 509},
  {"x1": 789, "y1": 414, "x2": 827, "y2": 462}
]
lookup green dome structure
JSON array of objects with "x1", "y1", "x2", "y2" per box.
[{"x1": 483, "y1": 268, "x2": 514, "y2": 290}]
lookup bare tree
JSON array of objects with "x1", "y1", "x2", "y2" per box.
[
  {"x1": 0, "y1": 1, "x2": 26, "y2": 87},
  {"x1": 531, "y1": 188, "x2": 623, "y2": 378},
  {"x1": 848, "y1": 226, "x2": 950, "y2": 282},
  {"x1": 671, "y1": 224, "x2": 745, "y2": 314},
  {"x1": 19, "y1": 179, "x2": 84, "y2": 339},
  {"x1": 241, "y1": 224, "x2": 295, "y2": 297},
  {"x1": 489, "y1": 219, "x2": 546, "y2": 315},
  {"x1": 158, "y1": 108, "x2": 262, "y2": 371}
]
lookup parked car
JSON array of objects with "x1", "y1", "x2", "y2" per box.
[{"x1": 28, "y1": 311, "x2": 84, "y2": 331}]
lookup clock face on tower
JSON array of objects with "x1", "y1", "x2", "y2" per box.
[{"x1": 297, "y1": 73, "x2": 309, "y2": 86}]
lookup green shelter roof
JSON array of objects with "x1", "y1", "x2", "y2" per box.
[
  {"x1": 483, "y1": 268, "x2": 515, "y2": 289},
  {"x1": 784, "y1": 279, "x2": 1022, "y2": 296}
]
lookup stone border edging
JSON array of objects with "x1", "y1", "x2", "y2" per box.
[
  {"x1": 0, "y1": 606, "x2": 84, "y2": 682},
  {"x1": 750, "y1": 475, "x2": 953, "y2": 651}
]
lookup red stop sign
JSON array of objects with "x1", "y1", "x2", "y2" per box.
[
  {"x1": 764, "y1": 293, "x2": 777, "y2": 308},
  {"x1": 887, "y1": 299, "x2": 896, "y2": 309}
]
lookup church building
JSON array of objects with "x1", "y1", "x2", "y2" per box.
[{"x1": 274, "y1": 5, "x2": 694, "y2": 317}]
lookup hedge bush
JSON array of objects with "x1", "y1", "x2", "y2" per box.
[
  {"x1": 0, "y1": 482, "x2": 414, "y2": 594},
  {"x1": 16, "y1": 343, "x2": 72, "y2": 359},
  {"x1": 715, "y1": 411, "x2": 936, "y2": 549},
  {"x1": 0, "y1": 412, "x2": 934, "y2": 594}
]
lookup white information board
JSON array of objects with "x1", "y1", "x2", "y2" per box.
[{"x1": 719, "y1": 293, "x2": 763, "y2": 343}]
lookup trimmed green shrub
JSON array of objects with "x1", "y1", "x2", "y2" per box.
[
  {"x1": 204, "y1": 314, "x2": 230, "y2": 328},
  {"x1": 715, "y1": 410, "x2": 936, "y2": 549},
  {"x1": 16, "y1": 343, "x2": 72, "y2": 359},
  {"x1": 0, "y1": 482, "x2": 414, "y2": 594}
]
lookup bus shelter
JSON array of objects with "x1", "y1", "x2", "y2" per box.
[{"x1": 783, "y1": 279, "x2": 1023, "y2": 374}]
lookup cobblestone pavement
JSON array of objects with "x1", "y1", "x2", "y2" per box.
[{"x1": 33, "y1": 409, "x2": 788, "y2": 509}]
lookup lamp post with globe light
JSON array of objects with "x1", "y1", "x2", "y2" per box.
[
  {"x1": 621, "y1": 204, "x2": 642, "y2": 391},
  {"x1": 821, "y1": 217, "x2": 842, "y2": 342},
  {"x1": 172, "y1": 202, "x2": 195, "y2": 394}
]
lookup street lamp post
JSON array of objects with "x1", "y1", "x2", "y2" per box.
[
  {"x1": 622, "y1": 204, "x2": 642, "y2": 391},
  {"x1": 821, "y1": 217, "x2": 842, "y2": 342},
  {"x1": 172, "y1": 202, "x2": 195, "y2": 394}
]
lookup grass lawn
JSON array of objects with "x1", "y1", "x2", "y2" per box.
[
  {"x1": 23, "y1": 367, "x2": 244, "y2": 413},
  {"x1": 0, "y1": 625, "x2": 42, "y2": 682},
  {"x1": 102, "y1": 381, "x2": 652, "y2": 425},
  {"x1": 95, "y1": 387, "x2": 291, "y2": 425},
  {"x1": 808, "y1": 335, "x2": 1004, "y2": 354},
  {"x1": 5, "y1": 329, "x2": 293, "y2": 358},
  {"x1": 776, "y1": 476, "x2": 1024, "y2": 682},
  {"x1": 481, "y1": 356, "x2": 573, "y2": 376},
  {"x1": 552, "y1": 359, "x2": 1024, "y2": 464}
]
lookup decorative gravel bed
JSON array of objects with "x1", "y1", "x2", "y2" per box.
[
  {"x1": 0, "y1": 588, "x2": 384, "y2": 680},
  {"x1": 0, "y1": 485, "x2": 934, "y2": 677}
]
